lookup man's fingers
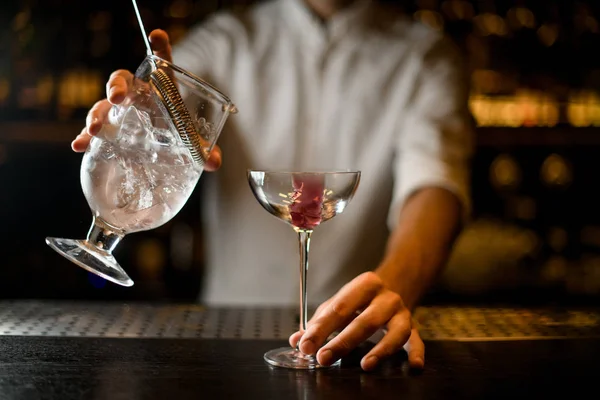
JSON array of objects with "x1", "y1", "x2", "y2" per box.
[
  {"x1": 360, "y1": 311, "x2": 412, "y2": 371},
  {"x1": 205, "y1": 146, "x2": 222, "y2": 171},
  {"x1": 149, "y1": 29, "x2": 172, "y2": 62},
  {"x1": 86, "y1": 100, "x2": 112, "y2": 136},
  {"x1": 315, "y1": 292, "x2": 403, "y2": 366},
  {"x1": 403, "y1": 327, "x2": 425, "y2": 369},
  {"x1": 289, "y1": 331, "x2": 303, "y2": 348},
  {"x1": 298, "y1": 272, "x2": 383, "y2": 356},
  {"x1": 300, "y1": 299, "x2": 331, "y2": 332},
  {"x1": 106, "y1": 70, "x2": 133, "y2": 105},
  {"x1": 72, "y1": 127, "x2": 92, "y2": 152},
  {"x1": 289, "y1": 299, "x2": 332, "y2": 348}
]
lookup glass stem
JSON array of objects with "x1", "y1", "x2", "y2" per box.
[
  {"x1": 297, "y1": 229, "x2": 312, "y2": 340},
  {"x1": 86, "y1": 217, "x2": 124, "y2": 254}
]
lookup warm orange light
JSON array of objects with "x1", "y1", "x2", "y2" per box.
[
  {"x1": 414, "y1": 10, "x2": 444, "y2": 31},
  {"x1": 469, "y1": 90, "x2": 560, "y2": 128}
]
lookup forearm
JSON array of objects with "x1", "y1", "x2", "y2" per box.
[{"x1": 375, "y1": 187, "x2": 464, "y2": 310}]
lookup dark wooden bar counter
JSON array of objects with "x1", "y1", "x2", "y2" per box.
[{"x1": 1, "y1": 301, "x2": 599, "y2": 399}]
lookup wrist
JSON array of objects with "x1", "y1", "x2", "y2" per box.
[{"x1": 375, "y1": 251, "x2": 424, "y2": 311}]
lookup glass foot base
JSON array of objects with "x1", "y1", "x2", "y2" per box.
[
  {"x1": 264, "y1": 347, "x2": 341, "y2": 369},
  {"x1": 45, "y1": 237, "x2": 133, "y2": 287}
]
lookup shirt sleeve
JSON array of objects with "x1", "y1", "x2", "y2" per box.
[{"x1": 387, "y1": 35, "x2": 475, "y2": 231}]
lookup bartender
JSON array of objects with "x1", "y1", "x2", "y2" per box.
[{"x1": 71, "y1": 0, "x2": 474, "y2": 371}]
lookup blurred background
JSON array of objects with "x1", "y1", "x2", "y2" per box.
[{"x1": 2, "y1": 0, "x2": 600, "y2": 305}]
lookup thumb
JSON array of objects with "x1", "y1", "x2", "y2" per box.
[{"x1": 149, "y1": 29, "x2": 172, "y2": 62}]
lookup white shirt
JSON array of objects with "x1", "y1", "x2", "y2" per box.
[{"x1": 172, "y1": 0, "x2": 474, "y2": 306}]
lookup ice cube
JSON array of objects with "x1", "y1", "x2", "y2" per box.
[
  {"x1": 137, "y1": 108, "x2": 153, "y2": 132},
  {"x1": 107, "y1": 103, "x2": 126, "y2": 126},
  {"x1": 95, "y1": 138, "x2": 116, "y2": 160},
  {"x1": 114, "y1": 156, "x2": 155, "y2": 213},
  {"x1": 151, "y1": 127, "x2": 176, "y2": 147},
  {"x1": 117, "y1": 106, "x2": 156, "y2": 149},
  {"x1": 97, "y1": 122, "x2": 119, "y2": 142}
]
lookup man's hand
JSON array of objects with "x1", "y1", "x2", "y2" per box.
[
  {"x1": 288, "y1": 272, "x2": 425, "y2": 371},
  {"x1": 71, "y1": 29, "x2": 222, "y2": 171}
]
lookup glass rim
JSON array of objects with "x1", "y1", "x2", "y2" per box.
[
  {"x1": 147, "y1": 54, "x2": 235, "y2": 108},
  {"x1": 247, "y1": 169, "x2": 361, "y2": 175}
]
